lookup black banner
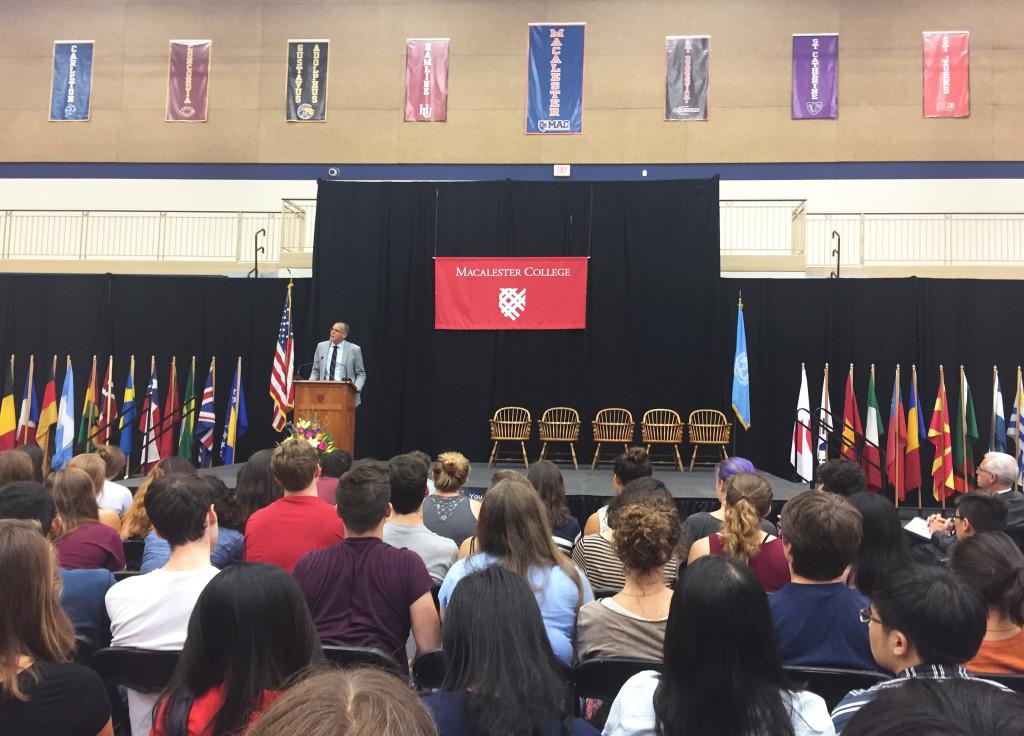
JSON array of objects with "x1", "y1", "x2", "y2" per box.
[{"x1": 287, "y1": 40, "x2": 329, "y2": 121}]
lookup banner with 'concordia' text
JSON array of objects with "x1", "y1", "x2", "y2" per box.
[
  {"x1": 526, "y1": 23, "x2": 585, "y2": 134},
  {"x1": 287, "y1": 40, "x2": 329, "y2": 121},
  {"x1": 50, "y1": 41, "x2": 93, "y2": 121},
  {"x1": 665, "y1": 36, "x2": 709, "y2": 121},
  {"x1": 923, "y1": 31, "x2": 969, "y2": 118},
  {"x1": 792, "y1": 34, "x2": 837, "y2": 120},
  {"x1": 166, "y1": 40, "x2": 210, "y2": 122},
  {"x1": 435, "y1": 257, "x2": 588, "y2": 330},
  {"x1": 405, "y1": 39, "x2": 449, "y2": 122}
]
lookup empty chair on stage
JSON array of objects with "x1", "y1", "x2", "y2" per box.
[
  {"x1": 488, "y1": 407, "x2": 532, "y2": 468},
  {"x1": 537, "y1": 407, "x2": 581, "y2": 471},
  {"x1": 641, "y1": 409, "x2": 685, "y2": 472},
  {"x1": 686, "y1": 409, "x2": 731, "y2": 471},
  {"x1": 591, "y1": 409, "x2": 635, "y2": 469}
]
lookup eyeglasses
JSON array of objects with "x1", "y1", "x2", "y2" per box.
[
  {"x1": 859, "y1": 606, "x2": 882, "y2": 625},
  {"x1": 977, "y1": 466, "x2": 994, "y2": 476}
]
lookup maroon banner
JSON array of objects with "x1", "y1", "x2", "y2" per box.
[
  {"x1": 405, "y1": 38, "x2": 449, "y2": 122},
  {"x1": 923, "y1": 31, "x2": 969, "y2": 118},
  {"x1": 166, "y1": 40, "x2": 210, "y2": 121},
  {"x1": 435, "y1": 257, "x2": 587, "y2": 330}
]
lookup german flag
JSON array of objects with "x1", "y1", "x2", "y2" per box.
[
  {"x1": 36, "y1": 357, "x2": 58, "y2": 458},
  {"x1": 0, "y1": 357, "x2": 17, "y2": 450}
]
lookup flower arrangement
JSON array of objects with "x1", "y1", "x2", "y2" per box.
[{"x1": 286, "y1": 416, "x2": 337, "y2": 454}]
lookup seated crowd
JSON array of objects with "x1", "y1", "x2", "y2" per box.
[{"x1": 1, "y1": 445, "x2": 1023, "y2": 736}]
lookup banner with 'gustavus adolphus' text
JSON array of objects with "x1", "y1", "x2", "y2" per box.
[{"x1": 287, "y1": 40, "x2": 329, "y2": 122}]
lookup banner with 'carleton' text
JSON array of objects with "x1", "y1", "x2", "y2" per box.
[
  {"x1": 665, "y1": 36, "x2": 709, "y2": 121},
  {"x1": 50, "y1": 41, "x2": 93, "y2": 121},
  {"x1": 405, "y1": 39, "x2": 449, "y2": 122},
  {"x1": 166, "y1": 40, "x2": 210, "y2": 122},
  {"x1": 526, "y1": 23, "x2": 585, "y2": 134},
  {"x1": 287, "y1": 40, "x2": 329, "y2": 122},
  {"x1": 923, "y1": 31, "x2": 969, "y2": 118},
  {"x1": 435, "y1": 257, "x2": 588, "y2": 330}
]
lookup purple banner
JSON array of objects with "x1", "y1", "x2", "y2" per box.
[
  {"x1": 792, "y1": 34, "x2": 837, "y2": 120},
  {"x1": 166, "y1": 40, "x2": 210, "y2": 122}
]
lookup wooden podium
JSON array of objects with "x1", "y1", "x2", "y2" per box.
[{"x1": 294, "y1": 380, "x2": 358, "y2": 454}]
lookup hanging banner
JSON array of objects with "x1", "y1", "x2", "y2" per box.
[
  {"x1": 923, "y1": 31, "x2": 969, "y2": 118},
  {"x1": 286, "y1": 40, "x2": 329, "y2": 122},
  {"x1": 166, "y1": 40, "x2": 210, "y2": 122},
  {"x1": 405, "y1": 39, "x2": 449, "y2": 122},
  {"x1": 526, "y1": 23, "x2": 585, "y2": 134},
  {"x1": 665, "y1": 36, "x2": 709, "y2": 121},
  {"x1": 792, "y1": 34, "x2": 838, "y2": 120},
  {"x1": 50, "y1": 41, "x2": 94, "y2": 122},
  {"x1": 435, "y1": 257, "x2": 588, "y2": 330}
]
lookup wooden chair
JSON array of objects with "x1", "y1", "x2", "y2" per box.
[
  {"x1": 538, "y1": 407, "x2": 581, "y2": 470},
  {"x1": 591, "y1": 408, "x2": 635, "y2": 469},
  {"x1": 641, "y1": 409, "x2": 685, "y2": 471},
  {"x1": 686, "y1": 409, "x2": 731, "y2": 471},
  {"x1": 488, "y1": 407, "x2": 531, "y2": 468}
]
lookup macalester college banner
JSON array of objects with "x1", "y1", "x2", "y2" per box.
[
  {"x1": 923, "y1": 31, "x2": 969, "y2": 118},
  {"x1": 287, "y1": 40, "x2": 329, "y2": 121},
  {"x1": 405, "y1": 39, "x2": 449, "y2": 122},
  {"x1": 526, "y1": 23, "x2": 585, "y2": 134},
  {"x1": 50, "y1": 41, "x2": 93, "y2": 121},
  {"x1": 665, "y1": 36, "x2": 709, "y2": 121},
  {"x1": 166, "y1": 40, "x2": 210, "y2": 122},
  {"x1": 792, "y1": 34, "x2": 837, "y2": 120},
  {"x1": 435, "y1": 257, "x2": 588, "y2": 330}
]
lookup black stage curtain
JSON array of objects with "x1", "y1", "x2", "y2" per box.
[{"x1": 311, "y1": 179, "x2": 722, "y2": 462}]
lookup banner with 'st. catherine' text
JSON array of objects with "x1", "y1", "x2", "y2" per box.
[
  {"x1": 50, "y1": 41, "x2": 93, "y2": 121},
  {"x1": 435, "y1": 257, "x2": 588, "y2": 330},
  {"x1": 526, "y1": 23, "x2": 585, "y2": 134},
  {"x1": 166, "y1": 40, "x2": 210, "y2": 122},
  {"x1": 923, "y1": 31, "x2": 969, "y2": 118},
  {"x1": 665, "y1": 36, "x2": 709, "y2": 121},
  {"x1": 287, "y1": 40, "x2": 329, "y2": 121},
  {"x1": 405, "y1": 39, "x2": 449, "y2": 122},
  {"x1": 792, "y1": 34, "x2": 837, "y2": 119}
]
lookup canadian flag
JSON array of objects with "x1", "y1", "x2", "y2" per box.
[{"x1": 791, "y1": 364, "x2": 814, "y2": 482}]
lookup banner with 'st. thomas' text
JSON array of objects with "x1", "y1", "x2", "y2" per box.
[
  {"x1": 923, "y1": 31, "x2": 969, "y2": 118},
  {"x1": 435, "y1": 257, "x2": 588, "y2": 330},
  {"x1": 665, "y1": 36, "x2": 709, "y2": 121}
]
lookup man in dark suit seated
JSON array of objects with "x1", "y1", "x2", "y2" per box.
[{"x1": 975, "y1": 451, "x2": 1024, "y2": 530}]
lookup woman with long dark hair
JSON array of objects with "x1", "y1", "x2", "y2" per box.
[
  {"x1": 152, "y1": 563, "x2": 322, "y2": 736},
  {"x1": 234, "y1": 449, "x2": 283, "y2": 529},
  {"x1": 528, "y1": 460, "x2": 580, "y2": 553},
  {"x1": 604, "y1": 556, "x2": 834, "y2": 736},
  {"x1": 425, "y1": 566, "x2": 597, "y2": 736},
  {"x1": 846, "y1": 492, "x2": 913, "y2": 598}
]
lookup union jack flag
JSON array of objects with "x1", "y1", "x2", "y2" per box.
[
  {"x1": 270, "y1": 285, "x2": 294, "y2": 432},
  {"x1": 195, "y1": 358, "x2": 216, "y2": 467}
]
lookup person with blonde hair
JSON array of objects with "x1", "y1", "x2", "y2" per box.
[
  {"x1": 47, "y1": 468, "x2": 125, "y2": 572},
  {"x1": 0, "y1": 519, "x2": 113, "y2": 735},
  {"x1": 67, "y1": 454, "x2": 121, "y2": 531},
  {"x1": 423, "y1": 451, "x2": 480, "y2": 546},
  {"x1": 688, "y1": 472, "x2": 789, "y2": 593},
  {"x1": 120, "y1": 456, "x2": 196, "y2": 540}
]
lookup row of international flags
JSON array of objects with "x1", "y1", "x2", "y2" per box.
[
  {"x1": 0, "y1": 352, "x2": 248, "y2": 472},
  {"x1": 791, "y1": 362, "x2": 1024, "y2": 506}
]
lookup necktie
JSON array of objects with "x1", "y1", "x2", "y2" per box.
[{"x1": 329, "y1": 345, "x2": 338, "y2": 381}]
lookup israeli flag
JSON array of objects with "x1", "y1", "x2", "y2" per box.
[{"x1": 731, "y1": 302, "x2": 750, "y2": 429}]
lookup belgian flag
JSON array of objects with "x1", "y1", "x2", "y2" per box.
[{"x1": 0, "y1": 357, "x2": 17, "y2": 450}]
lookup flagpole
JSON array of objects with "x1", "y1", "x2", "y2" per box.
[
  {"x1": 893, "y1": 364, "x2": 900, "y2": 508},
  {"x1": 913, "y1": 364, "x2": 922, "y2": 509},
  {"x1": 144, "y1": 355, "x2": 155, "y2": 468},
  {"x1": 939, "y1": 364, "x2": 947, "y2": 511},
  {"x1": 960, "y1": 365, "x2": 968, "y2": 492},
  {"x1": 21, "y1": 354, "x2": 34, "y2": 445},
  {"x1": 125, "y1": 355, "x2": 135, "y2": 478},
  {"x1": 1018, "y1": 366, "x2": 1023, "y2": 491},
  {"x1": 105, "y1": 355, "x2": 114, "y2": 444},
  {"x1": 287, "y1": 280, "x2": 294, "y2": 424},
  {"x1": 992, "y1": 365, "x2": 998, "y2": 452}
]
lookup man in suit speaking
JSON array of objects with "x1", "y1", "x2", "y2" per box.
[{"x1": 310, "y1": 322, "x2": 367, "y2": 406}]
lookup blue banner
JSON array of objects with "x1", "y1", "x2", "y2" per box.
[
  {"x1": 526, "y1": 23, "x2": 585, "y2": 134},
  {"x1": 50, "y1": 41, "x2": 93, "y2": 121}
]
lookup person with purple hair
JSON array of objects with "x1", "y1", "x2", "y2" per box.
[{"x1": 679, "y1": 458, "x2": 777, "y2": 560}]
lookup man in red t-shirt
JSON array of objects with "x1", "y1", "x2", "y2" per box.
[{"x1": 244, "y1": 439, "x2": 345, "y2": 573}]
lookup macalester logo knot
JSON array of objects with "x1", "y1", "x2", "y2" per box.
[{"x1": 498, "y1": 287, "x2": 527, "y2": 321}]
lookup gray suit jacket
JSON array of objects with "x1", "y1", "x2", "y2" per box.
[
  {"x1": 310, "y1": 340, "x2": 366, "y2": 406},
  {"x1": 997, "y1": 489, "x2": 1024, "y2": 530}
]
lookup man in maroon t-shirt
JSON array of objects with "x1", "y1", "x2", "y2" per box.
[
  {"x1": 292, "y1": 460, "x2": 440, "y2": 672},
  {"x1": 244, "y1": 439, "x2": 345, "y2": 573}
]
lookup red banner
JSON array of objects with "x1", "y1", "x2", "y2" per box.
[
  {"x1": 405, "y1": 39, "x2": 449, "y2": 122},
  {"x1": 923, "y1": 31, "x2": 969, "y2": 118},
  {"x1": 435, "y1": 257, "x2": 587, "y2": 330}
]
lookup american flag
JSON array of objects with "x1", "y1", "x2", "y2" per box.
[
  {"x1": 270, "y1": 286, "x2": 295, "y2": 431},
  {"x1": 195, "y1": 358, "x2": 216, "y2": 467}
]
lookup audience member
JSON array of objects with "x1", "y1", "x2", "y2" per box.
[
  {"x1": 950, "y1": 531, "x2": 1024, "y2": 674},
  {"x1": 439, "y1": 479, "x2": 592, "y2": 664},
  {"x1": 292, "y1": 460, "x2": 440, "y2": 672},
  {"x1": 152, "y1": 563, "x2": 322, "y2": 736},
  {"x1": 67, "y1": 453, "x2": 121, "y2": 530},
  {"x1": 120, "y1": 456, "x2": 197, "y2": 540},
  {"x1": 0, "y1": 520, "x2": 114, "y2": 736},
  {"x1": 688, "y1": 472, "x2": 790, "y2": 592},
  {"x1": 457, "y1": 471, "x2": 534, "y2": 559},
  {"x1": 830, "y1": 565, "x2": 999, "y2": 733},
  {"x1": 846, "y1": 492, "x2": 913, "y2": 598},
  {"x1": 384, "y1": 453, "x2": 457, "y2": 585},
  {"x1": 975, "y1": 451, "x2": 1024, "y2": 528},
  {"x1": 13, "y1": 443, "x2": 44, "y2": 482},
  {"x1": 576, "y1": 498, "x2": 679, "y2": 661},
  {"x1": 408, "y1": 449, "x2": 436, "y2": 493},
  {"x1": 528, "y1": 460, "x2": 582, "y2": 553},
  {"x1": 425, "y1": 566, "x2": 597, "y2": 736},
  {"x1": 422, "y1": 451, "x2": 479, "y2": 546},
  {"x1": 604, "y1": 556, "x2": 834, "y2": 736},
  {"x1": 142, "y1": 476, "x2": 244, "y2": 572},
  {"x1": 927, "y1": 491, "x2": 1008, "y2": 555},
  {"x1": 770, "y1": 491, "x2": 875, "y2": 671},
  {"x1": 582, "y1": 447, "x2": 651, "y2": 536},
  {"x1": 573, "y1": 478, "x2": 680, "y2": 591},
  {"x1": 248, "y1": 668, "x2": 437, "y2": 736},
  {"x1": 244, "y1": 439, "x2": 345, "y2": 573},
  {"x1": 315, "y1": 448, "x2": 352, "y2": 503},
  {"x1": 234, "y1": 448, "x2": 283, "y2": 528},
  {"x1": 105, "y1": 473, "x2": 220, "y2": 736},
  {"x1": 0, "y1": 449, "x2": 33, "y2": 488},
  {"x1": 47, "y1": 468, "x2": 125, "y2": 572},
  {"x1": 487, "y1": 468, "x2": 525, "y2": 487},
  {"x1": 0, "y1": 481, "x2": 115, "y2": 646},
  {"x1": 816, "y1": 459, "x2": 867, "y2": 497},
  {"x1": 94, "y1": 445, "x2": 133, "y2": 516}
]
